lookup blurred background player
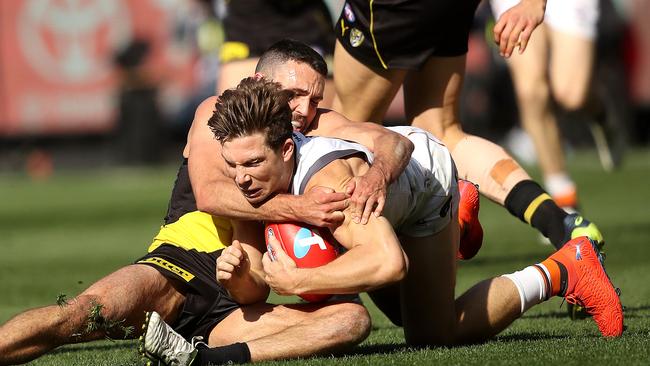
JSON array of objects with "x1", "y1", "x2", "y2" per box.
[
  {"x1": 215, "y1": 0, "x2": 338, "y2": 108},
  {"x1": 331, "y1": 0, "x2": 603, "y2": 251},
  {"x1": 491, "y1": 0, "x2": 619, "y2": 212}
]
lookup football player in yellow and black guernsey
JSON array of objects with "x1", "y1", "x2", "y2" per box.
[{"x1": 0, "y1": 40, "x2": 417, "y2": 366}]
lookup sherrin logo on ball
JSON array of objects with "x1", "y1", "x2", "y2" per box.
[
  {"x1": 265, "y1": 222, "x2": 339, "y2": 302},
  {"x1": 294, "y1": 227, "x2": 328, "y2": 258}
]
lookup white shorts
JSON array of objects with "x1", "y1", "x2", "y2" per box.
[
  {"x1": 384, "y1": 126, "x2": 459, "y2": 238},
  {"x1": 490, "y1": 0, "x2": 599, "y2": 39}
]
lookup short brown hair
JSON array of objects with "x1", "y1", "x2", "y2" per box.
[{"x1": 208, "y1": 77, "x2": 294, "y2": 151}]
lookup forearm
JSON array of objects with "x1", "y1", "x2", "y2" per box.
[
  {"x1": 224, "y1": 271, "x2": 270, "y2": 305},
  {"x1": 293, "y1": 245, "x2": 404, "y2": 294},
  {"x1": 196, "y1": 182, "x2": 300, "y2": 222}
]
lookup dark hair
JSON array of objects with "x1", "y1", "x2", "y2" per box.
[
  {"x1": 255, "y1": 39, "x2": 328, "y2": 77},
  {"x1": 208, "y1": 77, "x2": 294, "y2": 151}
]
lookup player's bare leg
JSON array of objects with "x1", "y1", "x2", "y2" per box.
[
  {"x1": 507, "y1": 26, "x2": 566, "y2": 188},
  {"x1": 399, "y1": 219, "x2": 622, "y2": 345},
  {"x1": 402, "y1": 55, "x2": 529, "y2": 204},
  {"x1": 208, "y1": 301, "x2": 371, "y2": 362},
  {"x1": 549, "y1": 29, "x2": 594, "y2": 112},
  {"x1": 141, "y1": 300, "x2": 370, "y2": 365},
  {"x1": 0, "y1": 265, "x2": 184, "y2": 365},
  {"x1": 332, "y1": 40, "x2": 406, "y2": 123},
  {"x1": 397, "y1": 211, "x2": 520, "y2": 345},
  {"x1": 402, "y1": 55, "x2": 592, "y2": 249}
]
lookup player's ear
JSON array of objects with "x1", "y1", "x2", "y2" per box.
[{"x1": 281, "y1": 138, "x2": 294, "y2": 162}]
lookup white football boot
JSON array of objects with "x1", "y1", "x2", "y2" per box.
[{"x1": 140, "y1": 311, "x2": 203, "y2": 366}]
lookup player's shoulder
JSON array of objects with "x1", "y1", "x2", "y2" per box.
[
  {"x1": 307, "y1": 108, "x2": 349, "y2": 136},
  {"x1": 185, "y1": 96, "x2": 221, "y2": 156},
  {"x1": 196, "y1": 96, "x2": 218, "y2": 118}
]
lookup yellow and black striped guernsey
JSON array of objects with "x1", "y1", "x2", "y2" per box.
[{"x1": 148, "y1": 159, "x2": 232, "y2": 253}]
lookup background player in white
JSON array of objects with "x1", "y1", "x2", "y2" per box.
[{"x1": 492, "y1": 0, "x2": 606, "y2": 211}]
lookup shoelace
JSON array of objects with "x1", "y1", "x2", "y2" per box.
[{"x1": 191, "y1": 336, "x2": 208, "y2": 349}]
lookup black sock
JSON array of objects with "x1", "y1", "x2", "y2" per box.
[
  {"x1": 505, "y1": 180, "x2": 568, "y2": 249},
  {"x1": 192, "y1": 343, "x2": 251, "y2": 366}
]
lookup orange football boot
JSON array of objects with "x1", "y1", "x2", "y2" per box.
[
  {"x1": 548, "y1": 236, "x2": 623, "y2": 337},
  {"x1": 457, "y1": 179, "x2": 483, "y2": 260}
]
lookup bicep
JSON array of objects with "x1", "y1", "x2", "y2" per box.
[
  {"x1": 187, "y1": 98, "x2": 230, "y2": 200},
  {"x1": 308, "y1": 111, "x2": 381, "y2": 150}
]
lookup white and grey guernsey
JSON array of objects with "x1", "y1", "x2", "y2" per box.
[{"x1": 291, "y1": 126, "x2": 458, "y2": 237}]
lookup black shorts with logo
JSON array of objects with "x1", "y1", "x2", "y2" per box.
[
  {"x1": 136, "y1": 244, "x2": 239, "y2": 340},
  {"x1": 220, "y1": 0, "x2": 335, "y2": 63},
  {"x1": 335, "y1": 0, "x2": 481, "y2": 70}
]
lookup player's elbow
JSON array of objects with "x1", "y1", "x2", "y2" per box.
[
  {"x1": 398, "y1": 135, "x2": 414, "y2": 158},
  {"x1": 194, "y1": 193, "x2": 211, "y2": 213},
  {"x1": 235, "y1": 287, "x2": 270, "y2": 305},
  {"x1": 194, "y1": 189, "x2": 219, "y2": 215}
]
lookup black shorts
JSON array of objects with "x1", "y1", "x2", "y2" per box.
[
  {"x1": 136, "y1": 244, "x2": 239, "y2": 340},
  {"x1": 335, "y1": 0, "x2": 481, "y2": 70},
  {"x1": 220, "y1": 0, "x2": 335, "y2": 63}
]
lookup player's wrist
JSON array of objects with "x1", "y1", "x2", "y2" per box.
[{"x1": 371, "y1": 163, "x2": 391, "y2": 184}]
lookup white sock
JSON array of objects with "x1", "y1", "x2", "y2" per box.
[
  {"x1": 544, "y1": 173, "x2": 576, "y2": 197},
  {"x1": 502, "y1": 265, "x2": 548, "y2": 314}
]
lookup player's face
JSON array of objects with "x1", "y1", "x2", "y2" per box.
[
  {"x1": 221, "y1": 133, "x2": 294, "y2": 205},
  {"x1": 271, "y1": 60, "x2": 324, "y2": 133}
]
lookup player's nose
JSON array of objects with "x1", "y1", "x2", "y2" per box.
[
  {"x1": 235, "y1": 168, "x2": 251, "y2": 186},
  {"x1": 291, "y1": 97, "x2": 309, "y2": 117}
]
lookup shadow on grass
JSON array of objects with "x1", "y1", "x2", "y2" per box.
[
  {"x1": 328, "y1": 332, "x2": 573, "y2": 360},
  {"x1": 461, "y1": 253, "x2": 548, "y2": 267},
  {"x1": 51, "y1": 340, "x2": 135, "y2": 355},
  {"x1": 494, "y1": 333, "x2": 571, "y2": 342},
  {"x1": 346, "y1": 343, "x2": 411, "y2": 357},
  {"x1": 521, "y1": 310, "x2": 569, "y2": 319},
  {"x1": 621, "y1": 304, "x2": 650, "y2": 318},
  {"x1": 519, "y1": 304, "x2": 650, "y2": 320}
]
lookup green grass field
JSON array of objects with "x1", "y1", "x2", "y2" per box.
[{"x1": 1, "y1": 149, "x2": 649, "y2": 365}]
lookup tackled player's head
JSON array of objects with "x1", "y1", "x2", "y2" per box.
[
  {"x1": 209, "y1": 77, "x2": 296, "y2": 204},
  {"x1": 255, "y1": 39, "x2": 327, "y2": 132}
]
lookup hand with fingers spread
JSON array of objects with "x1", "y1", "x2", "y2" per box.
[
  {"x1": 346, "y1": 167, "x2": 388, "y2": 225},
  {"x1": 262, "y1": 234, "x2": 302, "y2": 296},
  {"x1": 493, "y1": 0, "x2": 546, "y2": 58},
  {"x1": 297, "y1": 186, "x2": 349, "y2": 228}
]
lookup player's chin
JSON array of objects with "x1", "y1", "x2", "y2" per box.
[
  {"x1": 291, "y1": 120, "x2": 303, "y2": 132},
  {"x1": 241, "y1": 188, "x2": 267, "y2": 205}
]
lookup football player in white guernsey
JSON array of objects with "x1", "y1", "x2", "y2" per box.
[{"x1": 210, "y1": 78, "x2": 623, "y2": 347}]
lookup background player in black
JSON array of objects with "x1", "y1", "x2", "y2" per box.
[
  {"x1": 331, "y1": 0, "x2": 604, "y2": 251},
  {"x1": 217, "y1": 0, "x2": 338, "y2": 108}
]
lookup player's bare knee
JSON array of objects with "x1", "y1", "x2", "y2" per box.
[
  {"x1": 555, "y1": 90, "x2": 586, "y2": 112},
  {"x1": 47, "y1": 294, "x2": 105, "y2": 339},
  {"x1": 331, "y1": 303, "x2": 371, "y2": 345},
  {"x1": 516, "y1": 80, "x2": 550, "y2": 107}
]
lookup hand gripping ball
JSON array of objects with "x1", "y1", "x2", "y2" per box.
[{"x1": 265, "y1": 222, "x2": 339, "y2": 302}]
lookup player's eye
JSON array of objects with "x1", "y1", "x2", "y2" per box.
[{"x1": 245, "y1": 159, "x2": 262, "y2": 167}]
